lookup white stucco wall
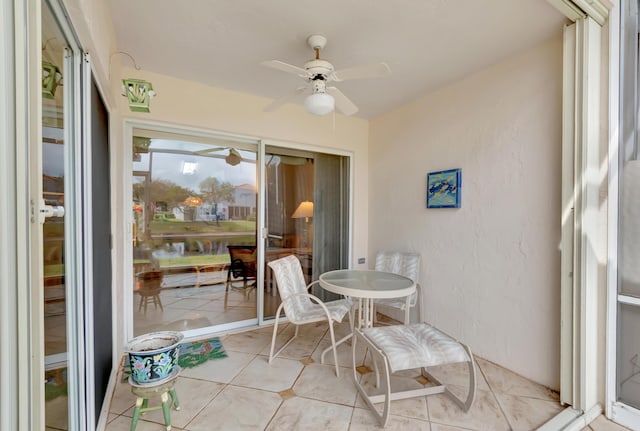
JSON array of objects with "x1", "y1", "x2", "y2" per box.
[{"x1": 368, "y1": 37, "x2": 563, "y2": 388}]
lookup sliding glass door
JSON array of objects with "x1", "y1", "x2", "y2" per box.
[
  {"x1": 42, "y1": 2, "x2": 76, "y2": 428},
  {"x1": 612, "y1": 3, "x2": 640, "y2": 427},
  {"x1": 263, "y1": 145, "x2": 350, "y2": 320},
  {"x1": 128, "y1": 129, "x2": 351, "y2": 335},
  {"x1": 131, "y1": 129, "x2": 259, "y2": 336}
]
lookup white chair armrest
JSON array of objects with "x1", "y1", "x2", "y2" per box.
[{"x1": 279, "y1": 291, "x2": 335, "y2": 324}]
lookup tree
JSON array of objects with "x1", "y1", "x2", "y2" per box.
[
  {"x1": 199, "y1": 177, "x2": 235, "y2": 224},
  {"x1": 133, "y1": 179, "x2": 194, "y2": 212}
]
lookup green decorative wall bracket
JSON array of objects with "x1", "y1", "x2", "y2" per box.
[
  {"x1": 122, "y1": 78, "x2": 156, "y2": 112},
  {"x1": 42, "y1": 61, "x2": 62, "y2": 99}
]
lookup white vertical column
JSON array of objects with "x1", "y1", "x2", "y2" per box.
[{"x1": 559, "y1": 15, "x2": 604, "y2": 413}]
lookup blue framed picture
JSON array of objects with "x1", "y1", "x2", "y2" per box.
[{"x1": 426, "y1": 168, "x2": 461, "y2": 208}]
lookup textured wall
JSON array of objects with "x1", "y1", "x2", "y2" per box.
[{"x1": 368, "y1": 37, "x2": 563, "y2": 388}]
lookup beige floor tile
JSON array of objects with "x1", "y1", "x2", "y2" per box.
[
  {"x1": 191, "y1": 300, "x2": 229, "y2": 312},
  {"x1": 266, "y1": 397, "x2": 353, "y2": 431},
  {"x1": 178, "y1": 349, "x2": 255, "y2": 383},
  {"x1": 45, "y1": 395, "x2": 69, "y2": 430},
  {"x1": 293, "y1": 363, "x2": 358, "y2": 405},
  {"x1": 185, "y1": 385, "x2": 281, "y2": 430},
  {"x1": 135, "y1": 309, "x2": 215, "y2": 334},
  {"x1": 320, "y1": 319, "x2": 355, "y2": 341},
  {"x1": 231, "y1": 355, "x2": 304, "y2": 392},
  {"x1": 589, "y1": 414, "x2": 634, "y2": 431},
  {"x1": 121, "y1": 377, "x2": 224, "y2": 429},
  {"x1": 281, "y1": 320, "x2": 333, "y2": 340},
  {"x1": 205, "y1": 308, "x2": 256, "y2": 326},
  {"x1": 476, "y1": 357, "x2": 559, "y2": 401},
  {"x1": 427, "y1": 387, "x2": 510, "y2": 431},
  {"x1": 311, "y1": 337, "x2": 366, "y2": 370},
  {"x1": 223, "y1": 328, "x2": 273, "y2": 354},
  {"x1": 164, "y1": 298, "x2": 215, "y2": 311},
  {"x1": 349, "y1": 407, "x2": 431, "y2": 430},
  {"x1": 354, "y1": 371, "x2": 430, "y2": 420},
  {"x1": 105, "y1": 414, "x2": 178, "y2": 431},
  {"x1": 494, "y1": 393, "x2": 564, "y2": 431},
  {"x1": 430, "y1": 423, "x2": 476, "y2": 431},
  {"x1": 261, "y1": 327, "x2": 326, "y2": 360},
  {"x1": 106, "y1": 325, "x2": 568, "y2": 431},
  {"x1": 426, "y1": 360, "x2": 490, "y2": 391},
  {"x1": 106, "y1": 412, "x2": 119, "y2": 424},
  {"x1": 109, "y1": 376, "x2": 138, "y2": 415},
  {"x1": 253, "y1": 323, "x2": 287, "y2": 335}
]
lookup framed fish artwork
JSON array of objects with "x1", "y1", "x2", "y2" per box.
[{"x1": 426, "y1": 168, "x2": 461, "y2": 208}]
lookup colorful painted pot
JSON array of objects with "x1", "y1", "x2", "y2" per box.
[{"x1": 125, "y1": 331, "x2": 183, "y2": 385}]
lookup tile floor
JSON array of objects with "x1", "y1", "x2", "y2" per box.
[{"x1": 98, "y1": 320, "x2": 632, "y2": 431}]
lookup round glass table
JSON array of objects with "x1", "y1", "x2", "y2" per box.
[{"x1": 319, "y1": 269, "x2": 416, "y2": 328}]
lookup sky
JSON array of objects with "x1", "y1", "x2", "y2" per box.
[
  {"x1": 43, "y1": 134, "x2": 259, "y2": 193},
  {"x1": 133, "y1": 140, "x2": 257, "y2": 193}
]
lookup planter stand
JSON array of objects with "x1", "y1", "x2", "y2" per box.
[{"x1": 129, "y1": 373, "x2": 180, "y2": 431}]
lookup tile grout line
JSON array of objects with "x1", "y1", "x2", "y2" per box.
[{"x1": 476, "y1": 360, "x2": 515, "y2": 431}]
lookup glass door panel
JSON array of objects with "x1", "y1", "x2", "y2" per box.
[
  {"x1": 42, "y1": 2, "x2": 69, "y2": 428},
  {"x1": 617, "y1": 302, "x2": 640, "y2": 409},
  {"x1": 263, "y1": 146, "x2": 349, "y2": 320},
  {"x1": 618, "y1": 159, "x2": 640, "y2": 412},
  {"x1": 131, "y1": 131, "x2": 258, "y2": 336}
]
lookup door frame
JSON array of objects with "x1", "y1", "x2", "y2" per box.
[
  {"x1": 1, "y1": 0, "x2": 43, "y2": 429},
  {"x1": 122, "y1": 119, "x2": 263, "y2": 341},
  {"x1": 120, "y1": 121, "x2": 355, "y2": 342}
]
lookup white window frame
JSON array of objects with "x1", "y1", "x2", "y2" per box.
[{"x1": 119, "y1": 121, "x2": 355, "y2": 346}]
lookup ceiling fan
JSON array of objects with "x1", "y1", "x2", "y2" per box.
[
  {"x1": 194, "y1": 146, "x2": 243, "y2": 166},
  {"x1": 261, "y1": 35, "x2": 391, "y2": 116}
]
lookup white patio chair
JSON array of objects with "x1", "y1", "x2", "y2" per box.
[
  {"x1": 373, "y1": 251, "x2": 422, "y2": 324},
  {"x1": 353, "y1": 322, "x2": 477, "y2": 427},
  {"x1": 268, "y1": 255, "x2": 353, "y2": 377}
]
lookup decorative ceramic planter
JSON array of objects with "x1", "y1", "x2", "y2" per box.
[{"x1": 125, "y1": 331, "x2": 183, "y2": 385}]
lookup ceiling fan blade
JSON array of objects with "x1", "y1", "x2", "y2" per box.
[
  {"x1": 264, "y1": 86, "x2": 307, "y2": 112},
  {"x1": 195, "y1": 146, "x2": 228, "y2": 155},
  {"x1": 261, "y1": 60, "x2": 310, "y2": 78},
  {"x1": 326, "y1": 87, "x2": 358, "y2": 116},
  {"x1": 330, "y1": 62, "x2": 391, "y2": 82}
]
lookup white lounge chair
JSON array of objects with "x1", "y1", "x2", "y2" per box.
[
  {"x1": 268, "y1": 255, "x2": 353, "y2": 376},
  {"x1": 353, "y1": 322, "x2": 477, "y2": 427},
  {"x1": 373, "y1": 251, "x2": 422, "y2": 324}
]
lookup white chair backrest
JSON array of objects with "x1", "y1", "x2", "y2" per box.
[
  {"x1": 268, "y1": 255, "x2": 312, "y2": 321},
  {"x1": 375, "y1": 251, "x2": 420, "y2": 283}
]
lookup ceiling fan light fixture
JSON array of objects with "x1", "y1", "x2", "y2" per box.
[{"x1": 304, "y1": 92, "x2": 334, "y2": 116}]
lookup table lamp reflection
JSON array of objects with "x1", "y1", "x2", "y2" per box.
[{"x1": 292, "y1": 200, "x2": 313, "y2": 247}]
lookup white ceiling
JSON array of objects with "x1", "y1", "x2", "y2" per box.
[{"x1": 108, "y1": 0, "x2": 566, "y2": 119}]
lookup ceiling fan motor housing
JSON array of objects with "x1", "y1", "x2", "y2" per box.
[{"x1": 304, "y1": 59, "x2": 333, "y2": 80}]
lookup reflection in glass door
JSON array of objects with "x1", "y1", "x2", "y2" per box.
[
  {"x1": 263, "y1": 146, "x2": 350, "y2": 320},
  {"x1": 614, "y1": 4, "x2": 640, "y2": 427},
  {"x1": 617, "y1": 161, "x2": 640, "y2": 416},
  {"x1": 131, "y1": 130, "x2": 259, "y2": 336},
  {"x1": 42, "y1": 2, "x2": 70, "y2": 428}
]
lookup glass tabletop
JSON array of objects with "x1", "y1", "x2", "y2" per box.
[{"x1": 319, "y1": 269, "x2": 415, "y2": 299}]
